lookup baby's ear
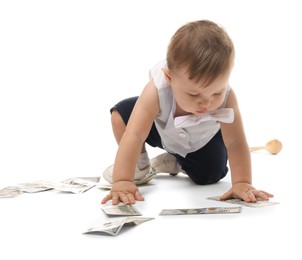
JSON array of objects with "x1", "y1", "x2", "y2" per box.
[{"x1": 162, "y1": 68, "x2": 172, "y2": 84}]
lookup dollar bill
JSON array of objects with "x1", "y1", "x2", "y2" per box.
[
  {"x1": 159, "y1": 206, "x2": 242, "y2": 215},
  {"x1": 101, "y1": 203, "x2": 142, "y2": 216},
  {"x1": 83, "y1": 217, "x2": 154, "y2": 236},
  {"x1": 1, "y1": 176, "x2": 99, "y2": 198},
  {"x1": 17, "y1": 181, "x2": 56, "y2": 193},
  {"x1": 15, "y1": 178, "x2": 96, "y2": 194},
  {"x1": 97, "y1": 170, "x2": 157, "y2": 190},
  {"x1": 57, "y1": 177, "x2": 97, "y2": 193},
  {"x1": 0, "y1": 186, "x2": 23, "y2": 198},
  {"x1": 72, "y1": 176, "x2": 100, "y2": 183},
  {"x1": 135, "y1": 169, "x2": 157, "y2": 185},
  {"x1": 207, "y1": 196, "x2": 279, "y2": 207}
]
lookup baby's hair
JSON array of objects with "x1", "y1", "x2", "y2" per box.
[{"x1": 167, "y1": 20, "x2": 234, "y2": 87}]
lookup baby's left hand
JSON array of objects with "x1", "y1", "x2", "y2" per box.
[{"x1": 220, "y1": 182, "x2": 273, "y2": 202}]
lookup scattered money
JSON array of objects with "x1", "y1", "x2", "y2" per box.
[
  {"x1": 102, "y1": 203, "x2": 142, "y2": 216},
  {"x1": 17, "y1": 181, "x2": 55, "y2": 193},
  {"x1": 73, "y1": 176, "x2": 100, "y2": 183},
  {"x1": 16, "y1": 178, "x2": 97, "y2": 194},
  {"x1": 58, "y1": 177, "x2": 97, "y2": 193},
  {"x1": 135, "y1": 169, "x2": 157, "y2": 186},
  {"x1": 97, "y1": 170, "x2": 157, "y2": 190},
  {"x1": 83, "y1": 217, "x2": 154, "y2": 236},
  {"x1": 0, "y1": 176, "x2": 100, "y2": 198},
  {"x1": 0, "y1": 186, "x2": 23, "y2": 198},
  {"x1": 159, "y1": 206, "x2": 241, "y2": 215},
  {"x1": 207, "y1": 196, "x2": 279, "y2": 207}
]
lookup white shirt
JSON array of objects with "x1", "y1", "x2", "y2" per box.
[{"x1": 149, "y1": 60, "x2": 233, "y2": 157}]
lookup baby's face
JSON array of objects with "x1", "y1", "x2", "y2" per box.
[{"x1": 163, "y1": 67, "x2": 231, "y2": 117}]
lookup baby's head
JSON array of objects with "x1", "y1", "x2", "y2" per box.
[{"x1": 166, "y1": 20, "x2": 234, "y2": 87}]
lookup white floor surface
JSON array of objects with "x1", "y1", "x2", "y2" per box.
[
  {"x1": 1, "y1": 1, "x2": 302, "y2": 259},
  {"x1": 1, "y1": 146, "x2": 301, "y2": 260}
]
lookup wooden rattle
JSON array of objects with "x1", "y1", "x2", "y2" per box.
[{"x1": 249, "y1": 139, "x2": 282, "y2": 155}]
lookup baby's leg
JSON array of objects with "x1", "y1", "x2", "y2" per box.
[
  {"x1": 103, "y1": 97, "x2": 150, "y2": 182},
  {"x1": 111, "y1": 109, "x2": 147, "y2": 153},
  {"x1": 175, "y1": 130, "x2": 228, "y2": 185}
]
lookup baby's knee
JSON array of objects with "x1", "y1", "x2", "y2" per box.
[
  {"x1": 111, "y1": 110, "x2": 125, "y2": 129},
  {"x1": 187, "y1": 170, "x2": 227, "y2": 185},
  {"x1": 190, "y1": 176, "x2": 217, "y2": 185}
]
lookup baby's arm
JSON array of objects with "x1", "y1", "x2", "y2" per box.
[
  {"x1": 102, "y1": 80, "x2": 160, "y2": 205},
  {"x1": 219, "y1": 89, "x2": 273, "y2": 202}
]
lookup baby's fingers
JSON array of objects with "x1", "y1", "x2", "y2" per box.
[
  {"x1": 101, "y1": 194, "x2": 113, "y2": 204},
  {"x1": 253, "y1": 190, "x2": 274, "y2": 201},
  {"x1": 241, "y1": 189, "x2": 273, "y2": 202},
  {"x1": 111, "y1": 192, "x2": 136, "y2": 205},
  {"x1": 240, "y1": 190, "x2": 257, "y2": 202},
  {"x1": 219, "y1": 189, "x2": 233, "y2": 200},
  {"x1": 134, "y1": 190, "x2": 145, "y2": 202}
]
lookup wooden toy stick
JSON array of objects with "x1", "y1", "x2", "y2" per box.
[{"x1": 249, "y1": 139, "x2": 282, "y2": 155}]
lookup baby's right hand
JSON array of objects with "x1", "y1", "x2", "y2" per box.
[{"x1": 101, "y1": 181, "x2": 144, "y2": 205}]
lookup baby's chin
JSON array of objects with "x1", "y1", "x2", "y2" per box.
[{"x1": 194, "y1": 110, "x2": 207, "y2": 116}]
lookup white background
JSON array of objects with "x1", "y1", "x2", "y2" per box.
[{"x1": 0, "y1": 0, "x2": 301, "y2": 259}]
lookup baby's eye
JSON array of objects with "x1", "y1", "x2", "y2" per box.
[{"x1": 188, "y1": 93, "x2": 199, "y2": 97}]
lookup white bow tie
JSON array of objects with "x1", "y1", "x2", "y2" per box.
[{"x1": 174, "y1": 108, "x2": 234, "y2": 128}]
